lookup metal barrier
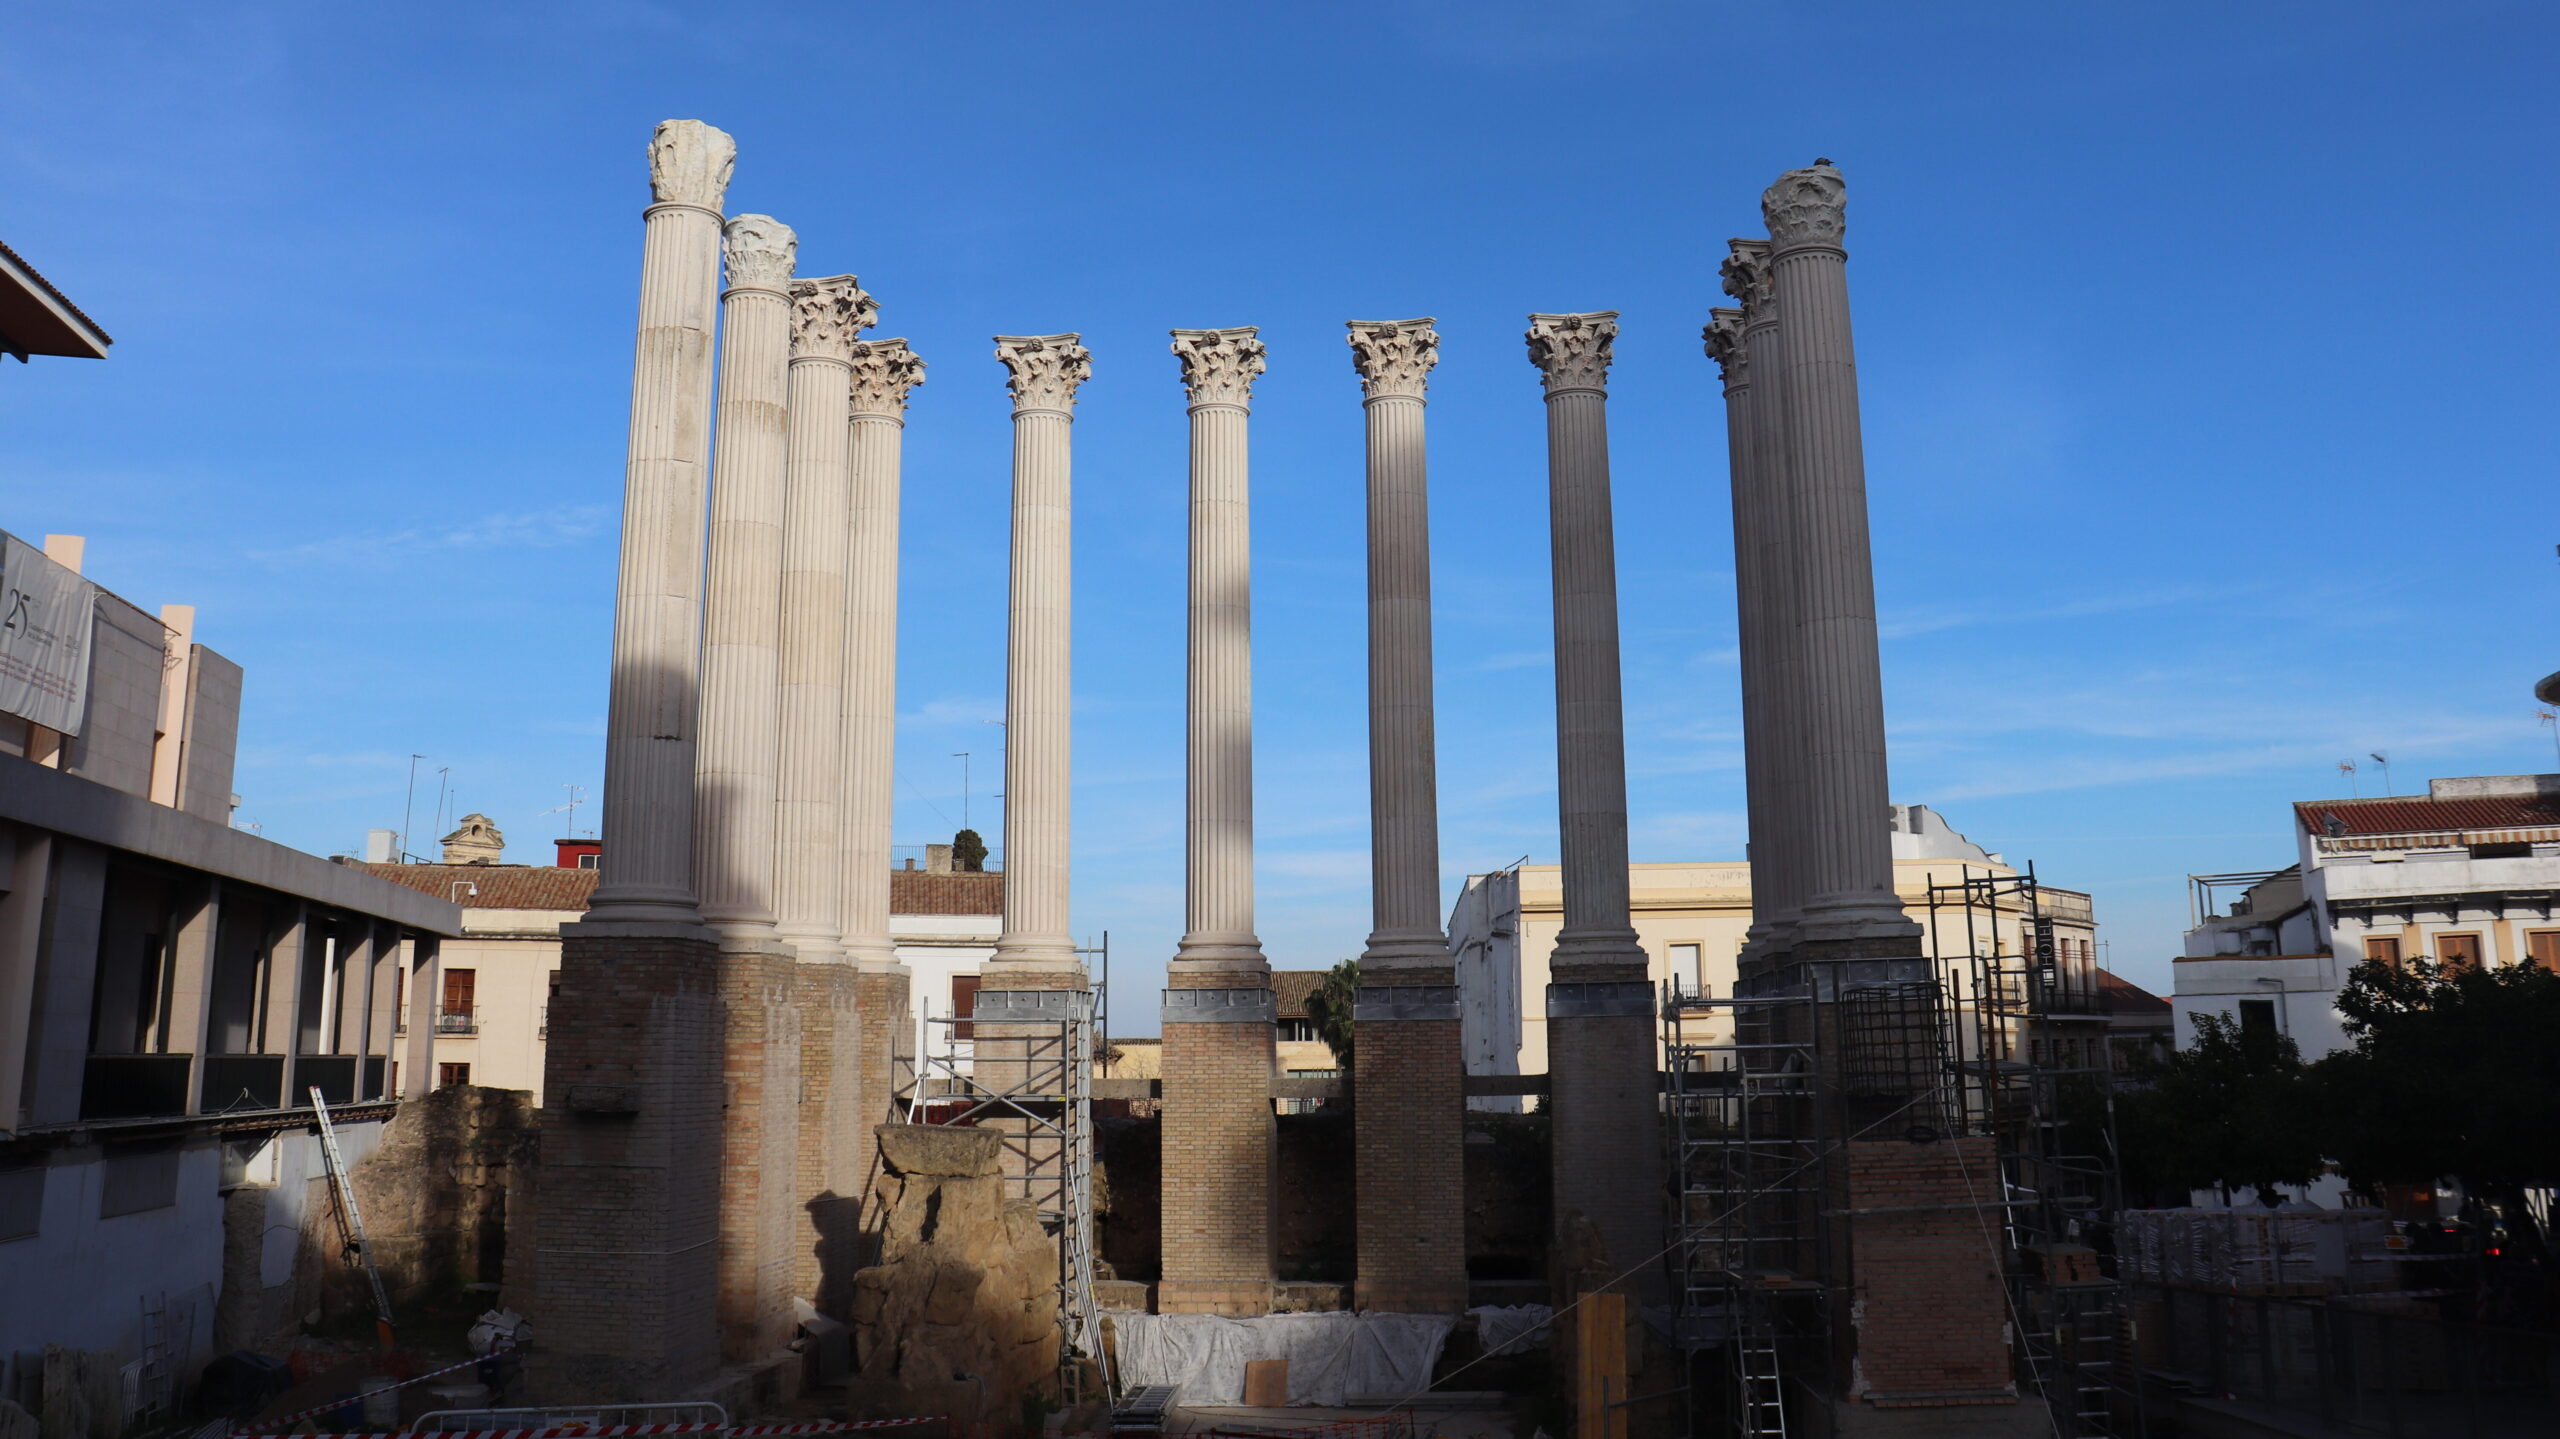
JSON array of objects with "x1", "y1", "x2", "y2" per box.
[
  {"x1": 413, "y1": 1403, "x2": 728, "y2": 1433},
  {"x1": 2137, "y1": 1285, "x2": 2558, "y2": 1437}
]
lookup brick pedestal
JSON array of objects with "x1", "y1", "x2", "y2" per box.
[
  {"x1": 527, "y1": 926, "x2": 725, "y2": 1399},
  {"x1": 1839, "y1": 1136, "x2": 2031, "y2": 1428},
  {"x1": 1158, "y1": 987, "x2": 1277, "y2": 1316},
  {"x1": 718, "y1": 945, "x2": 802, "y2": 1361},
  {"x1": 1546, "y1": 995, "x2": 1664, "y2": 1300},
  {"x1": 796, "y1": 962, "x2": 864, "y2": 1316},
  {"x1": 848, "y1": 965, "x2": 912, "y2": 1224},
  {"x1": 1352, "y1": 984, "x2": 1467, "y2": 1314}
]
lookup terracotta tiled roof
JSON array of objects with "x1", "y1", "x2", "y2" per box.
[
  {"x1": 890, "y1": 869, "x2": 1004, "y2": 915},
  {"x1": 1271, "y1": 969, "x2": 1327, "y2": 1019},
  {"x1": 2293, "y1": 793, "x2": 2560, "y2": 838},
  {"x1": 2096, "y1": 969, "x2": 2169, "y2": 1015},
  {"x1": 354, "y1": 863, "x2": 598, "y2": 911}
]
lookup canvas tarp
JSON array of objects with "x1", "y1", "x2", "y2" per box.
[{"x1": 1104, "y1": 1310, "x2": 1456, "y2": 1406}]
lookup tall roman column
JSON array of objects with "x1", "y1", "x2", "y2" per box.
[
  {"x1": 532, "y1": 118, "x2": 733, "y2": 1400},
  {"x1": 837, "y1": 336, "x2": 925, "y2": 1236},
  {"x1": 1712, "y1": 239, "x2": 1805, "y2": 970},
  {"x1": 695, "y1": 214, "x2": 796, "y2": 940},
  {"x1": 694, "y1": 213, "x2": 803, "y2": 1362},
  {"x1": 1760, "y1": 162, "x2": 1920, "y2": 955},
  {"x1": 1159, "y1": 326, "x2": 1277, "y2": 1317},
  {"x1": 772, "y1": 275, "x2": 877, "y2": 966},
  {"x1": 986, "y1": 334, "x2": 1092, "y2": 986},
  {"x1": 585, "y1": 119, "x2": 732, "y2": 927},
  {"x1": 1526, "y1": 311, "x2": 1663, "y2": 1296},
  {"x1": 1347, "y1": 317, "x2": 1467, "y2": 1315}
]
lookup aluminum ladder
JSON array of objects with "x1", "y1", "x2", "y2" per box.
[
  {"x1": 1733, "y1": 1326, "x2": 1788, "y2": 1438},
  {"x1": 312, "y1": 1086, "x2": 397, "y2": 1347}
]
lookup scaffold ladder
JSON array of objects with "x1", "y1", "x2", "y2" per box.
[
  {"x1": 1734, "y1": 1328, "x2": 1788, "y2": 1438},
  {"x1": 312, "y1": 1086, "x2": 396, "y2": 1348}
]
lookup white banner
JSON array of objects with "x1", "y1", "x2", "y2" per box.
[{"x1": 0, "y1": 533, "x2": 96, "y2": 734}]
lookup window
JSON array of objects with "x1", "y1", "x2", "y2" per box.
[
  {"x1": 2468, "y1": 842, "x2": 2531, "y2": 860},
  {"x1": 99, "y1": 1142, "x2": 180, "y2": 1218},
  {"x1": 577, "y1": 853, "x2": 599, "y2": 869},
  {"x1": 438, "y1": 1062, "x2": 471, "y2": 1089},
  {"x1": 439, "y1": 968, "x2": 476, "y2": 1034},
  {"x1": 1274, "y1": 1018, "x2": 1320, "y2": 1043},
  {"x1": 1669, "y1": 943, "x2": 1704, "y2": 996},
  {"x1": 2528, "y1": 931, "x2": 2560, "y2": 971},
  {"x1": 2365, "y1": 935, "x2": 2402, "y2": 969},
  {"x1": 2236, "y1": 999, "x2": 2277, "y2": 1037},
  {"x1": 951, "y1": 974, "x2": 980, "y2": 1040},
  {"x1": 2435, "y1": 933, "x2": 2482, "y2": 973},
  {"x1": 0, "y1": 1163, "x2": 41, "y2": 1242}
]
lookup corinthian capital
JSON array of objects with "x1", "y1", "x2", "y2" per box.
[
  {"x1": 789, "y1": 275, "x2": 877, "y2": 363},
  {"x1": 1346, "y1": 318, "x2": 1439, "y2": 400},
  {"x1": 1703, "y1": 308, "x2": 1747, "y2": 378},
  {"x1": 1762, "y1": 159, "x2": 1846, "y2": 253},
  {"x1": 723, "y1": 214, "x2": 796, "y2": 291},
  {"x1": 1524, "y1": 311, "x2": 1618, "y2": 394},
  {"x1": 848, "y1": 338, "x2": 927, "y2": 414},
  {"x1": 994, "y1": 333, "x2": 1093, "y2": 413},
  {"x1": 1171, "y1": 326, "x2": 1266, "y2": 409},
  {"x1": 648, "y1": 119, "x2": 736, "y2": 209},
  {"x1": 1720, "y1": 239, "x2": 1774, "y2": 317}
]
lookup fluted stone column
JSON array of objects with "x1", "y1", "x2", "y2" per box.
[
  {"x1": 1711, "y1": 239, "x2": 1806, "y2": 969},
  {"x1": 1160, "y1": 327, "x2": 1277, "y2": 1317},
  {"x1": 772, "y1": 276, "x2": 877, "y2": 966},
  {"x1": 837, "y1": 336, "x2": 924, "y2": 1224},
  {"x1": 986, "y1": 334, "x2": 1092, "y2": 986},
  {"x1": 533, "y1": 118, "x2": 733, "y2": 1401},
  {"x1": 695, "y1": 214, "x2": 796, "y2": 940},
  {"x1": 1526, "y1": 312, "x2": 1663, "y2": 1298},
  {"x1": 1347, "y1": 318, "x2": 1466, "y2": 1315},
  {"x1": 1760, "y1": 163, "x2": 1920, "y2": 955},
  {"x1": 692, "y1": 213, "x2": 803, "y2": 1362},
  {"x1": 585, "y1": 119, "x2": 731, "y2": 928}
]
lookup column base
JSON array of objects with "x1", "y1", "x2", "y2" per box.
[
  {"x1": 796, "y1": 962, "x2": 866, "y2": 1318},
  {"x1": 526, "y1": 929, "x2": 724, "y2": 1400},
  {"x1": 1545, "y1": 1008, "x2": 1665, "y2": 1303},
  {"x1": 1160, "y1": 1007, "x2": 1276, "y2": 1316},
  {"x1": 718, "y1": 945, "x2": 802, "y2": 1363},
  {"x1": 1352, "y1": 1007, "x2": 1467, "y2": 1315}
]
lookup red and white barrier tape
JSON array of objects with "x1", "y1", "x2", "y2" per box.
[
  {"x1": 234, "y1": 1418, "x2": 944, "y2": 1439},
  {"x1": 234, "y1": 1356, "x2": 492, "y2": 1434},
  {"x1": 733, "y1": 1422, "x2": 941, "y2": 1435}
]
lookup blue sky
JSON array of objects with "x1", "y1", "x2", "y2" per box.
[{"x1": 5, "y1": 2, "x2": 2556, "y2": 1022}]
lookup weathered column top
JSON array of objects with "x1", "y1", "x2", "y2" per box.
[
  {"x1": 1524, "y1": 311, "x2": 1618, "y2": 396},
  {"x1": 1721, "y1": 238, "x2": 1776, "y2": 325},
  {"x1": 1703, "y1": 308, "x2": 1747, "y2": 385},
  {"x1": 790, "y1": 276, "x2": 877, "y2": 362},
  {"x1": 1347, "y1": 318, "x2": 1438, "y2": 402},
  {"x1": 848, "y1": 338, "x2": 926, "y2": 418},
  {"x1": 1171, "y1": 326, "x2": 1266, "y2": 412},
  {"x1": 994, "y1": 333, "x2": 1093, "y2": 416},
  {"x1": 722, "y1": 214, "x2": 796, "y2": 295},
  {"x1": 1761, "y1": 158, "x2": 1846, "y2": 256},
  {"x1": 647, "y1": 118, "x2": 735, "y2": 217}
]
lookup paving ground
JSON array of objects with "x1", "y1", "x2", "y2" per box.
[{"x1": 1167, "y1": 1403, "x2": 1521, "y2": 1439}]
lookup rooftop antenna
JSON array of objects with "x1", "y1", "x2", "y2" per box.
[
  {"x1": 434, "y1": 766, "x2": 454, "y2": 839},
  {"x1": 952, "y1": 752, "x2": 972, "y2": 830},
  {"x1": 538, "y1": 782, "x2": 588, "y2": 839},
  {"x1": 400, "y1": 754, "x2": 425, "y2": 863},
  {"x1": 2369, "y1": 752, "x2": 2393, "y2": 796},
  {"x1": 2541, "y1": 711, "x2": 2560, "y2": 768},
  {"x1": 2338, "y1": 759, "x2": 2359, "y2": 798}
]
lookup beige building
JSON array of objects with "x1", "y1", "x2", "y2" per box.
[{"x1": 1446, "y1": 805, "x2": 2109, "y2": 1089}]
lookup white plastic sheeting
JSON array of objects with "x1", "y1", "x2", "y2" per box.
[
  {"x1": 1105, "y1": 1311, "x2": 1457, "y2": 1406},
  {"x1": 1465, "y1": 1305, "x2": 1552, "y2": 1356}
]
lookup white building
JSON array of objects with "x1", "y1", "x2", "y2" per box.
[
  {"x1": 1448, "y1": 806, "x2": 2111, "y2": 1095},
  {"x1": 2173, "y1": 772, "x2": 2560, "y2": 1059}
]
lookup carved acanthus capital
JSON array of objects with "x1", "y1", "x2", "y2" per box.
[
  {"x1": 648, "y1": 119, "x2": 736, "y2": 210},
  {"x1": 1170, "y1": 327, "x2": 1266, "y2": 409},
  {"x1": 1703, "y1": 308, "x2": 1747, "y2": 377},
  {"x1": 1346, "y1": 318, "x2": 1439, "y2": 400},
  {"x1": 788, "y1": 275, "x2": 877, "y2": 363},
  {"x1": 994, "y1": 333, "x2": 1093, "y2": 413},
  {"x1": 723, "y1": 214, "x2": 796, "y2": 291},
  {"x1": 1721, "y1": 238, "x2": 1775, "y2": 318},
  {"x1": 1762, "y1": 159, "x2": 1846, "y2": 253},
  {"x1": 1524, "y1": 311, "x2": 1618, "y2": 393},
  {"x1": 847, "y1": 338, "x2": 926, "y2": 414}
]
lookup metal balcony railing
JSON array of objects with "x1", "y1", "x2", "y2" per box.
[{"x1": 436, "y1": 1006, "x2": 477, "y2": 1035}]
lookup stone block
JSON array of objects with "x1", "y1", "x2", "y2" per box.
[{"x1": 877, "y1": 1122, "x2": 1002, "y2": 1177}]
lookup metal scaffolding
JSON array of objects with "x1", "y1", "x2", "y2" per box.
[{"x1": 905, "y1": 988, "x2": 1114, "y2": 1403}]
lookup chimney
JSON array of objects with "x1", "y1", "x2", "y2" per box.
[
  {"x1": 365, "y1": 829, "x2": 398, "y2": 864},
  {"x1": 926, "y1": 843, "x2": 953, "y2": 874}
]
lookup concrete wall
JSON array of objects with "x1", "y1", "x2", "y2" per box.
[
  {"x1": 177, "y1": 645, "x2": 242, "y2": 824},
  {"x1": 66, "y1": 593, "x2": 167, "y2": 800},
  {"x1": 2170, "y1": 952, "x2": 2353, "y2": 1058}
]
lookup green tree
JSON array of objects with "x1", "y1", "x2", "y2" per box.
[
  {"x1": 2114, "y1": 1012, "x2": 2325, "y2": 1207},
  {"x1": 2312, "y1": 957, "x2": 2560, "y2": 1256},
  {"x1": 950, "y1": 828, "x2": 987, "y2": 873},
  {"x1": 1304, "y1": 958, "x2": 1360, "y2": 1071}
]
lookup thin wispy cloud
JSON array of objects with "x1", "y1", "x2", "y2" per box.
[{"x1": 251, "y1": 505, "x2": 608, "y2": 565}]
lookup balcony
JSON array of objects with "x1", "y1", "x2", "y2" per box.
[
  {"x1": 81, "y1": 1054, "x2": 192, "y2": 1120},
  {"x1": 436, "y1": 1005, "x2": 477, "y2": 1036}
]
